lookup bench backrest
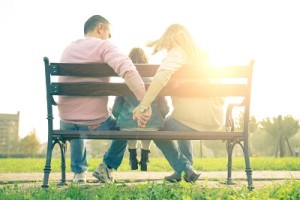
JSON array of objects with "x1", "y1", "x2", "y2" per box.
[{"x1": 44, "y1": 57, "x2": 254, "y2": 137}]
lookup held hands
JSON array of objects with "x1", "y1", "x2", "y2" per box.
[{"x1": 133, "y1": 105, "x2": 152, "y2": 127}]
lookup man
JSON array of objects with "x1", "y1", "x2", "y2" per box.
[{"x1": 59, "y1": 15, "x2": 146, "y2": 183}]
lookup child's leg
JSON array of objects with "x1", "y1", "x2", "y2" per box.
[
  {"x1": 140, "y1": 140, "x2": 152, "y2": 171},
  {"x1": 140, "y1": 140, "x2": 152, "y2": 150},
  {"x1": 127, "y1": 140, "x2": 138, "y2": 149},
  {"x1": 127, "y1": 140, "x2": 138, "y2": 170}
]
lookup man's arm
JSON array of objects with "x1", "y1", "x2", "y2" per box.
[{"x1": 100, "y1": 40, "x2": 146, "y2": 100}]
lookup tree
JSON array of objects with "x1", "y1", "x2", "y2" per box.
[
  {"x1": 235, "y1": 112, "x2": 259, "y2": 133},
  {"x1": 233, "y1": 113, "x2": 258, "y2": 156},
  {"x1": 260, "y1": 115, "x2": 299, "y2": 157},
  {"x1": 18, "y1": 129, "x2": 41, "y2": 155}
]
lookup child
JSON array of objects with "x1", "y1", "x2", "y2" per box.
[{"x1": 112, "y1": 47, "x2": 169, "y2": 171}]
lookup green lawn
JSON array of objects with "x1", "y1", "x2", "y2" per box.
[
  {"x1": 1, "y1": 157, "x2": 300, "y2": 199},
  {"x1": 0, "y1": 157, "x2": 299, "y2": 172},
  {"x1": 1, "y1": 179, "x2": 300, "y2": 199}
]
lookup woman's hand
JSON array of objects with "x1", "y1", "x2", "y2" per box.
[{"x1": 133, "y1": 105, "x2": 152, "y2": 127}]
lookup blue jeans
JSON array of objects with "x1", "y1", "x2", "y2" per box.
[
  {"x1": 60, "y1": 117, "x2": 116, "y2": 173},
  {"x1": 103, "y1": 138, "x2": 128, "y2": 169},
  {"x1": 164, "y1": 116, "x2": 194, "y2": 165},
  {"x1": 153, "y1": 116, "x2": 195, "y2": 175}
]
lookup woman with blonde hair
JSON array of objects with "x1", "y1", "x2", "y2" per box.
[{"x1": 133, "y1": 24, "x2": 224, "y2": 182}]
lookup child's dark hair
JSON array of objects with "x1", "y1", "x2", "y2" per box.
[{"x1": 128, "y1": 48, "x2": 149, "y2": 64}]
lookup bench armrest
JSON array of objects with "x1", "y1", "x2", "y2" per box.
[{"x1": 225, "y1": 99, "x2": 245, "y2": 132}]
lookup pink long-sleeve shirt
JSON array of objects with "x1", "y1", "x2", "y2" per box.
[{"x1": 58, "y1": 37, "x2": 145, "y2": 125}]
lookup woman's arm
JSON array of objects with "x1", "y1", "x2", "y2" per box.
[
  {"x1": 140, "y1": 47, "x2": 186, "y2": 108},
  {"x1": 133, "y1": 47, "x2": 185, "y2": 127}
]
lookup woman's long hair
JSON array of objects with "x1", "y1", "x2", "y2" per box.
[{"x1": 146, "y1": 24, "x2": 205, "y2": 66}]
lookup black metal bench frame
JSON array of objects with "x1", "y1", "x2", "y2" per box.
[{"x1": 42, "y1": 57, "x2": 254, "y2": 190}]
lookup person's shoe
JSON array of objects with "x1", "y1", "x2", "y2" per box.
[
  {"x1": 164, "y1": 172, "x2": 182, "y2": 182},
  {"x1": 73, "y1": 171, "x2": 87, "y2": 183},
  {"x1": 184, "y1": 169, "x2": 200, "y2": 183},
  {"x1": 92, "y1": 163, "x2": 114, "y2": 183},
  {"x1": 140, "y1": 149, "x2": 150, "y2": 171},
  {"x1": 140, "y1": 161, "x2": 148, "y2": 171},
  {"x1": 129, "y1": 148, "x2": 138, "y2": 170}
]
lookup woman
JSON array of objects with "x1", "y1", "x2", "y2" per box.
[{"x1": 133, "y1": 24, "x2": 224, "y2": 182}]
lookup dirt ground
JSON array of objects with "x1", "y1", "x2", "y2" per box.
[{"x1": 1, "y1": 171, "x2": 300, "y2": 189}]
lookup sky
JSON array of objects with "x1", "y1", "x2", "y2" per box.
[{"x1": 1, "y1": 0, "x2": 300, "y2": 143}]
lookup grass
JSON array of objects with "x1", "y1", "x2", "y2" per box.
[
  {"x1": 1, "y1": 157, "x2": 300, "y2": 199},
  {"x1": 1, "y1": 180, "x2": 300, "y2": 199},
  {"x1": 0, "y1": 157, "x2": 300, "y2": 172}
]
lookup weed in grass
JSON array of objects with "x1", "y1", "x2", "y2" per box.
[{"x1": 268, "y1": 180, "x2": 300, "y2": 200}]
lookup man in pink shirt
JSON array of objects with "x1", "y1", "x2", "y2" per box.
[{"x1": 59, "y1": 15, "x2": 146, "y2": 183}]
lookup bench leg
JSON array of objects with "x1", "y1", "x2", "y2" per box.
[
  {"x1": 226, "y1": 141, "x2": 235, "y2": 185},
  {"x1": 243, "y1": 140, "x2": 254, "y2": 191},
  {"x1": 57, "y1": 141, "x2": 67, "y2": 186},
  {"x1": 228, "y1": 139, "x2": 254, "y2": 190},
  {"x1": 42, "y1": 139, "x2": 55, "y2": 188}
]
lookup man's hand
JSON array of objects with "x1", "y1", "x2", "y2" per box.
[{"x1": 133, "y1": 105, "x2": 152, "y2": 127}]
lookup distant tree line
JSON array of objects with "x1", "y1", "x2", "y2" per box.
[
  {"x1": 0, "y1": 129, "x2": 42, "y2": 158},
  {"x1": 202, "y1": 114, "x2": 300, "y2": 157}
]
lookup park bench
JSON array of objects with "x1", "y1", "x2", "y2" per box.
[{"x1": 42, "y1": 57, "x2": 254, "y2": 190}]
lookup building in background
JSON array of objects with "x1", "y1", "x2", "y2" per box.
[{"x1": 0, "y1": 112, "x2": 20, "y2": 155}]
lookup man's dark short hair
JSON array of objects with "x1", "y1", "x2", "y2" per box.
[{"x1": 84, "y1": 15, "x2": 110, "y2": 35}]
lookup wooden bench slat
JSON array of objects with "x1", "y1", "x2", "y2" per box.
[
  {"x1": 53, "y1": 130, "x2": 244, "y2": 140},
  {"x1": 49, "y1": 63, "x2": 160, "y2": 77},
  {"x1": 49, "y1": 63, "x2": 252, "y2": 78},
  {"x1": 50, "y1": 82, "x2": 248, "y2": 97}
]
